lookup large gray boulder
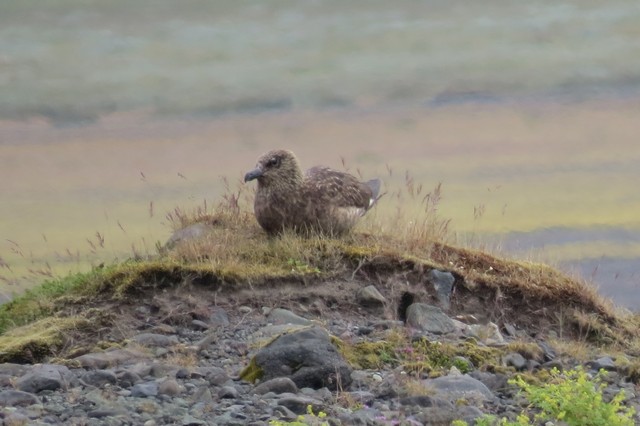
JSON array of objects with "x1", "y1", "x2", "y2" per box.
[
  {"x1": 74, "y1": 348, "x2": 148, "y2": 369},
  {"x1": 428, "y1": 269, "x2": 455, "y2": 310},
  {"x1": 423, "y1": 373, "x2": 495, "y2": 404},
  {"x1": 16, "y1": 364, "x2": 77, "y2": 393},
  {"x1": 406, "y1": 303, "x2": 456, "y2": 335},
  {"x1": 243, "y1": 327, "x2": 352, "y2": 390},
  {"x1": 164, "y1": 222, "x2": 213, "y2": 250},
  {"x1": 0, "y1": 389, "x2": 40, "y2": 407}
]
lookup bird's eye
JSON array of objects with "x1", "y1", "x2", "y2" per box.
[{"x1": 266, "y1": 157, "x2": 280, "y2": 168}]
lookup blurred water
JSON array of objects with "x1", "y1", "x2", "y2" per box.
[
  {"x1": 1, "y1": 1, "x2": 639, "y2": 123},
  {"x1": 488, "y1": 226, "x2": 640, "y2": 311}
]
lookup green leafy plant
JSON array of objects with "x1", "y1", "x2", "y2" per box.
[
  {"x1": 455, "y1": 367, "x2": 636, "y2": 426},
  {"x1": 286, "y1": 258, "x2": 321, "y2": 274},
  {"x1": 513, "y1": 367, "x2": 635, "y2": 426},
  {"x1": 269, "y1": 405, "x2": 329, "y2": 426}
]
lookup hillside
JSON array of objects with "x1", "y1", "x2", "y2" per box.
[{"x1": 0, "y1": 197, "x2": 638, "y2": 425}]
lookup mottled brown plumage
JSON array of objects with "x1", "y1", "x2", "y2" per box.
[{"x1": 244, "y1": 150, "x2": 381, "y2": 235}]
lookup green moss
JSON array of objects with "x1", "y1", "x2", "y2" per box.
[
  {"x1": 337, "y1": 332, "x2": 510, "y2": 376},
  {"x1": 505, "y1": 341, "x2": 544, "y2": 361},
  {"x1": 239, "y1": 356, "x2": 264, "y2": 383},
  {"x1": 338, "y1": 339, "x2": 399, "y2": 370},
  {"x1": 0, "y1": 316, "x2": 91, "y2": 363},
  {"x1": 456, "y1": 341, "x2": 501, "y2": 368},
  {"x1": 0, "y1": 269, "x2": 105, "y2": 334}
]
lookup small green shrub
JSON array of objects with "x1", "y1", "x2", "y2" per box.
[
  {"x1": 456, "y1": 367, "x2": 636, "y2": 426},
  {"x1": 514, "y1": 367, "x2": 635, "y2": 426},
  {"x1": 269, "y1": 405, "x2": 329, "y2": 426}
]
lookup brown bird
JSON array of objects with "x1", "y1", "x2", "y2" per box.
[{"x1": 244, "y1": 149, "x2": 381, "y2": 235}]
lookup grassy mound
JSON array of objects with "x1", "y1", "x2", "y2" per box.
[{"x1": 0, "y1": 186, "x2": 638, "y2": 363}]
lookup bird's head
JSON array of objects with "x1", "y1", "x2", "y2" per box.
[{"x1": 244, "y1": 149, "x2": 303, "y2": 188}]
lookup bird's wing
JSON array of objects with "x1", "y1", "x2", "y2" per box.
[{"x1": 305, "y1": 167, "x2": 372, "y2": 209}]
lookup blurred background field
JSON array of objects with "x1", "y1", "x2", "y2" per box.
[{"x1": 1, "y1": 1, "x2": 639, "y2": 309}]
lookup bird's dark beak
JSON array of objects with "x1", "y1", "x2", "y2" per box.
[{"x1": 244, "y1": 167, "x2": 263, "y2": 182}]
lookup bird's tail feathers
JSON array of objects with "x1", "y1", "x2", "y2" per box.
[{"x1": 365, "y1": 178, "x2": 384, "y2": 209}]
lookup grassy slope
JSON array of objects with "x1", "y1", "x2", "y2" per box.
[{"x1": 0, "y1": 199, "x2": 638, "y2": 364}]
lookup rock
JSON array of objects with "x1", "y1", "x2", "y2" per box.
[
  {"x1": 132, "y1": 333, "x2": 180, "y2": 347},
  {"x1": 242, "y1": 326, "x2": 352, "y2": 391},
  {"x1": 469, "y1": 371, "x2": 509, "y2": 392},
  {"x1": 149, "y1": 362, "x2": 177, "y2": 377},
  {"x1": 267, "y1": 308, "x2": 312, "y2": 326},
  {"x1": 399, "y1": 395, "x2": 454, "y2": 409},
  {"x1": 504, "y1": 352, "x2": 528, "y2": 371},
  {"x1": 356, "y1": 285, "x2": 386, "y2": 307},
  {"x1": 451, "y1": 318, "x2": 472, "y2": 334},
  {"x1": 16, "y1": 364, "x2": 77, "y2": 393},
  {"x1": 453, "y1": 314, "x2": 479, "y2": 324},
  {"x1": 467, "y1": 322, "x2": 505, "y2": 345},
  {"x1": 75, "y1": 349, "x2": 147, "y2": 369},
  {"x1": 238, "y1": 306, "x2": 252, "y2": 314},
  {"x1": 0, "y1": 363, "x2": 28, "y2": 376},
  {"x1": 249, "y1": 324, "x2": 309, "y2": 343},
  {"x1": 587, "y1": 356, "x2": 617, "y2": 372},
  {"x1": 253, "y1": 377, "x2": 299, "y2": 395},
  {"x1": 209, "y1": 307, "x2": 230, "y2": 327},
  {"x1": 151, "y1": 323, "x2": 178, "y2": 334},
  {"x1": 543, "y1": 360, "x2": 565, "y2": 371},
  {"x1": 116, "y1": 370, "x2": 143, "y2": 388},
  {"x1": 165, "y1": 222, "x2": 213, "y2": 249},
  {"x1": 191, "y1": 320, "x2": 209, "y2": 331},
  {"x1": 456, "y1": 405, "x2": 485, "y2": 424},
  {"x1": 83, "y1": 387, "x2": 115, "y2": 407},
  {"x1": 194, "y1": 331, "x2": 219, "y2": 352},
  {"x1": 3, "y1": 412, "x2": 30, "y2": 425},
  {"x1": 428, "y1": 269, "x2": 455, "y2": 309},
  {"x1": 338, "y1": 407, "x2": 382, "y2": 425},
  {"x1": 538, "y1": 341, "x2": 556, "y2": 362},
  {"x1": 218, "y1": 385, "x2": 240, "y2": 399},
  {"x1": 503, "y1": 323, "x2": 518, "y2": 337},
  {"x1": 351, "y1": 370, "x2": 378, "y2": 388},
  {"x1": 0, "y1": 389, "x2": 39, "y2": 407},
  {"x1": 412, "y1": 407, "x2": 466, "y2": 425},
  {"x1": 192, "y1": 386, "x2": 214, "y2": 404},
  {"x1": 88, "y1": 409, "x2": 128, "y2": 418},
  {"x1": 131, "y1": 381, "x2": 159, "y2": 397},
  {"x1": 423, "y1": 374, "x2": 495, "y2": 404},
  {"x1": 182, "y1": 414, "x2": 208, "y2": 425},
  {"x1": 175, "y1": 368, "x2": 191, "y2": 379},
  {"x1": 348, "y1": 390, "x2": 376, "y2": 405},
  {"x1": 272, "y1": 405, "x2": 299, "y2": 421},
  {"x1": 194, "y1": 366, "x2": 229, "y2": 386},
  {"x1": 356, "y1": 326, "x2": 374, "y2": 335},
  {"x1": 81, "y1": 369, "x2": 118, "y2": 387},
  {"x1": 277, "y1": 395, "x2": 324, "y2": 415},
  {"x1": 374, "y1": 372, "x2": 405, "y2": 399},
  {"x1": 159, "y1": 379, "x2": 182, "y2": 396},
  {"x1": 370, "y1": 320, "x2": 404, "y2": 330},
  {"x1": 0, "y1": 374, "x2": 12, "y2": 387},
  {"x1": 405, "y1": 303, "x2": 456, "y2": 335}
]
